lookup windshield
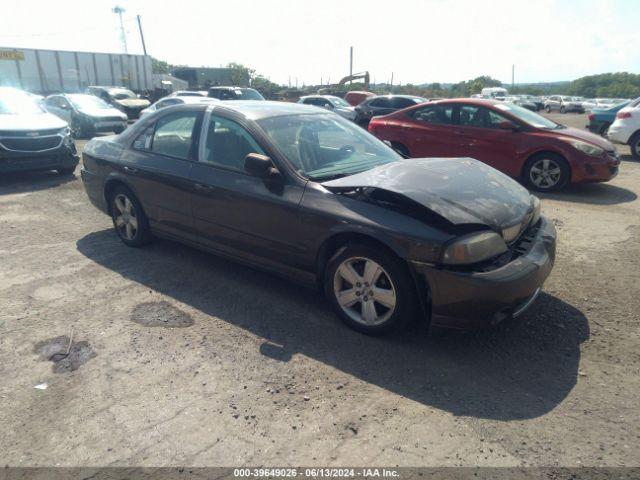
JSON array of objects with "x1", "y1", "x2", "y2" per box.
[
  {"x1": 329, "y1": 97, "x2": 350, "y2": 107},
  {"x1": 236, "y1": 89, "x2": 265, "y2": 100},
  {"x1": 257, "y1": 113, "x2": 401, "y2": 180},
  {"x1": 68, "y1": 95, "x2": 112, "y2": 110},
  {"x1": 109, "y1": 89, "x2": 136, "y2": 100},
  {"x1": 0, "y1": 90, "x2": 45, "y2": 115},
  {"x1": 493, "y1": 102, "x2": 559, "y2": 129}
]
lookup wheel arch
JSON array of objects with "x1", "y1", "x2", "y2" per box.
[
  {"x1": 521, "y1": 149, "x2": 572, "y2": 180},
  {"x1": 103, "y1": 176, "x2": 141, "y2": 216}
]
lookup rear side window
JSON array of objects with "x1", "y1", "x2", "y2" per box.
[
  {"x1": 132, "y1": 111, "x2": 198, "y2": 159},
  {"x1": 370, "y1": 98, "x2": 391, "y2": 108},
  {"x1": 410, "y1": 104, "x2": 453, "y2": 124},
  {"x1": 202, "y1": 115, "x2": 265, "y2": 171}
]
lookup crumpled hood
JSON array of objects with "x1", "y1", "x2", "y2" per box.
[
  {"x1": 322, "y1": 157, "x2": 533, "y2": 231},
  {"x1": 0, "y1": 112, "x2": 67, "y2": 131},
  {"x1": 554, "y1": 126, "x2": 614, "y2": 150},
  {"x1": 114, "y1": 98, "x2": 150, "y2": 108}
]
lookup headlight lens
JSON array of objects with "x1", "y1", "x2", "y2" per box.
[
  {"x1": 565, "y1": 138, "x2": 604, "y2": 156},
  {"x1": 442, "y1": 231, "x2": 508, "y2": 265},
  {"x1": 531, "y1": 195, "x2": 541, "y2": 225}
]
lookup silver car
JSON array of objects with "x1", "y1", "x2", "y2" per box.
[
  {"x1": 45, "y1": 94, "x2": 128, "y2": 138},
  {"x1": 298, "y1": 95, "x2": 357, "y2": 121},
  {"x1": 544, "y1": 95, "x2": 584, "y2": 113},
  {"x1": 139, "y1": 96, "x2": 219, "y2": 118}
]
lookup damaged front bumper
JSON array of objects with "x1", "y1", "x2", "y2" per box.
[{"x1": 412, "y1": 216, "x2": 556, "y2": 328}]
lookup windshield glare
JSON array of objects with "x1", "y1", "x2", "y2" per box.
[
  {"x1": 0, "y1": 91, "x2": 45, "y2": 115},
  {"x1": 493, "y1": 102, "x2": 559, "y2": 129},
  {"x1": 257, "y1": 113, "x2": 401, "y2": 180},
  {"x1": 329, "y1": 97, "x2": 350, "y2": 107},
  {"x1": 68, "y1": 95, "x2": 112, "y2": 110}
]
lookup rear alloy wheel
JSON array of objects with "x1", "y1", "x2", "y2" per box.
[
  {"x1": 545, "y1": 106, "x2": 551, "y2": 113},
  {"x1": 524, "y1": 154, "x2": 570, "y2": 192},
  {"x1": 630, "y1": 132, "x2": 640, "y2": 161},
  {"x1": 110, "y1": 186, "x2": 151, "y2": 247},
  {"x1": 325, "y1": 244, "x2": 415, "y2": 334}
]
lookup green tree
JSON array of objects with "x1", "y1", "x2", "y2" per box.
[{"x1": 150, "y1": 56, "x2": 172, "y2": 74}]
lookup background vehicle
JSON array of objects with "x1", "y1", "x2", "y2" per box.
[
  {"x1": 518, "y1": 94, "x2": 544, "y2": 111},
  {"x1": 587, "y1": 100, "x2": 631, "y2": 136},
  {"x1": 81, "y1": 101, "x2": 554, "y2": 334},
  {"x1": 544, "y1": 95, "x2": 584, "y2": 113},
  {"x1": 86, "y1": 86, "x2": 151, "y2": 119},
  {"x1": 354, "y1": 95, "x2": 427, "y2": 127},
  {"x1": 0, "y1": 87, "x2": 78, "y2": 175},
  {"x1": 298, "y1": 95, "x2": 356, "y2": 120},
  {"x1": 139, "y1": 96, "x2": 219, "y2": 117},
  {"x1": 608, "y1": 97, "x2": 640, "y2": 160},
  {"x1": 207, "y1": 86, "x2": 265, "y2": 100},
  {"x1": 45, "y1": 94, "x2": 128, "y2": 137},
  {"x1": 368, "y1": 98, "x2": 619, "y2": 191},
  {"x1": 344, "y1": 91, "x2": 375, "y2": 106},
  {"x1": 168, "y1": 90, "x2": 209, "y2": 98},
  {"x1": 481, "y1": 87, "x2": 508, "y2": 99},
  {"x1": 507, "y1": 96, "x2": 537, "y2": 111}
]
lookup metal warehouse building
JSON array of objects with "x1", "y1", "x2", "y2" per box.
[{"x1": 0, "y1": 47, "x2": 152, "y2": 94}]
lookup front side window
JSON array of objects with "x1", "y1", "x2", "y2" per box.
[
  {"x1": 257, "y1": 113, "x2": 400, "y2": 181},
  {"x1": 202, "y1": 115, "x2": 265, "y2": 171}
]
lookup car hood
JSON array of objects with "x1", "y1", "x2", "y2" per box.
[
  {"x1": 554, "y1": 126, "x2": 614, "y2": 149},
  {"x1": 114, "y1": 98, "x2": 150, "y2": 108},
  {"x1": 79, "y1": 107, "x2": 127, "y2": 119},
  {"x1": 322, "y1": 157, "x2": 533, "y2": 231},
  {"x1": 0, "y1": 112, "x2": 67, "y2": 131}
]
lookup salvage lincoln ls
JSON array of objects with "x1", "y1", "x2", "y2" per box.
[{"x1": 81, "y1": 101, "x2": 556, "y2": 334}]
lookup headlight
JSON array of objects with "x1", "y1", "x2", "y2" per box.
[
  {"x1": 442, "y1": 231, "x2": 508, "y2": 265},
  {"x1": 564, "y1": 138, "x2": 604, "y2": 156},
  {"x1": 531, "y1": 195, "x2": 541, "y2": 225}
]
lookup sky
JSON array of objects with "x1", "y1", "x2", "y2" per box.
[{"x1": 1, "y1": 0, "x2": 639, "y2": 86}]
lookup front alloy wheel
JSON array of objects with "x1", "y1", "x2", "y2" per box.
[
  {"x1": 325, "y1": 244, "x2": 415, "y2": 334},
  {"x1": 524, "y1": 154, "x2": 569, "y2": 191}
]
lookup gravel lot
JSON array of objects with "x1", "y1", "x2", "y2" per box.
[{"x1": 0, "y1": 112, "x2": 638, "y2": 467}]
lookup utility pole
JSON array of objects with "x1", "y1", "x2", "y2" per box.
[
  {"x1": 136, "y1": 15, "x2": 147, "y2": 55},
  {"x1": 512, "y1": 64, "x2": 515, "y2": 89},
  {"x1": 390, "y1": 72, "x2": 394, "y2": 87},
  {"x1": 112, "y1": 6, "x2": 128, "y2": 54},
  {"x1": 349, "y1": 46, "x2": 353, "y2": 77}
]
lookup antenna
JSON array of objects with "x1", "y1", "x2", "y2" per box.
[{"x1": 112, "y1": 6, "x2": 128, "y2": 53}]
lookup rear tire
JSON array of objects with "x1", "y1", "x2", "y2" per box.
[
  {"x1": 109, "y1": 186, "x2": 152, "y2": 247},
  {"x1": 324, "y1": 244, "x2": 416, "y2": 335},
  {"x1": 523, "y1": 153, "x2": 570, "y2": 192},
  {"x1": 560, "y1": 106, "x2": 566, "y2": 114},
  {"x1": 630, "y1": 132, "x2": 640, "y2": 161},
  {"x1": 545, "y1": 105, "x2": 551, "y2": 113},
  {"x1": 599, "y1": 123, "x2": 610, "y2": 137}
]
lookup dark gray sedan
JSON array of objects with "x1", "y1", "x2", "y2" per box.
[{"x1": 81, "y1": 101, "x2": 556, "y2": 334}]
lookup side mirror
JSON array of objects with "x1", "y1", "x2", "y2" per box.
[
  {"x1": 499, "y1": 121, "x2": 518, "y2": 131},
  {"x1": 60, "y1": 103, "x2": 68, "y2": 110},
  {"x1": 244, "y1": 153, "x2": 277, "y2": 178}
]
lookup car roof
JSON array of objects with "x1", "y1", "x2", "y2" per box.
[
  {"x1": 209, "y1": 86, "x2": 256, "y2": 90},
  {"x1": 212, "y1": 100, "x2": 326, "y2": 120},
  {"x1": 175, "y1": 96, "x2": 219, "y2": 104}
]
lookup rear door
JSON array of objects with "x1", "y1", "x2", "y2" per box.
[
  {"x1": 395, "y1": 103, "x2": 459, "y2": 157},
  {"x1": 189, "y1": 112, "x2": 305, "y2": 267},
  {"x1": 455, "y1": 104, "x2": 521, "y2": 176},
  {"x1": 119, "y1": 109, "x2": 202, "y2": 237}
]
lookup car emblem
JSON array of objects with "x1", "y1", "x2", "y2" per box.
[{"x1": 26, "y1": 131, "x2": 40, "y2": 137}]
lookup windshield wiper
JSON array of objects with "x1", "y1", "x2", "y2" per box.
[{"x1": 308, "y1": 172, "x2": 352, "y2": 182}]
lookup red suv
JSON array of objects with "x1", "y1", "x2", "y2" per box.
[{"x1": 368, "y1": 99, "x2": 620, "y2": 191}]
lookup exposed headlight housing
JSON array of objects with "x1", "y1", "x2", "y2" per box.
[
  {"x1": 442, "y1": 231, "x2": 508, "y2": 265},
  {"x1": 564, "y1": 138, "x2": 604, "y2": 156},
  {"x1": 531, "y1": 195, "x2": 541, "y2": 225}
]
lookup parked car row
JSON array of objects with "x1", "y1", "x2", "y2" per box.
[{"x1": 608, "y1": 96, "x2": 640, "y2": 160}]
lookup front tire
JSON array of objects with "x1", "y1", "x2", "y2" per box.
[
  {"x1": 629, "y1": 132, "x2": 640, "y2": 161},
  {"x1": 325, "y1": 244, "x2": 416, "y2": 335},
  {"x1": 109, "y1": 186, "x2": 152, "y2": 247},
  {"x1": 523, "y1": 153, "x2": 570, "y2": 192}
]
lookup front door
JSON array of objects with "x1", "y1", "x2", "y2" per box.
[{"x1": 189, "y1": 113, "x2": 305, "y2": 268}]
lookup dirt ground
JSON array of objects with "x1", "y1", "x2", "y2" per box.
[{"x1": 0, "y1": 112, "x2": 639, "y2": 468}]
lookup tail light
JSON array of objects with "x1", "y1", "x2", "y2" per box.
[
  {"x1": 588, "y1": 113, "x2": 594, "y2": 121},
  {"x1": 617, "y1": 111, "x2": 632, "y2": 119}
]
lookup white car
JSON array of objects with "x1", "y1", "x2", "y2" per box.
[
  {"x1": 298, "y1": 95, "x2": 357, "y2": 121},
  {"x1": 168, "y1": 90, "x2": 209, "y2": 97},
  {"x1": 140, "y1": 96, "x2": 219, "y2": 118},
  {"x1": 607, "y1": 96, "x2": 640, "y2": 160}
]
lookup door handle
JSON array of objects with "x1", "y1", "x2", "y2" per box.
[
  {"x1": 194, "y1": 183, "x2": 214, "y2": 192},
  {"x1": 123, "y1": 166, "x2": 138, "y2": 174}
]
